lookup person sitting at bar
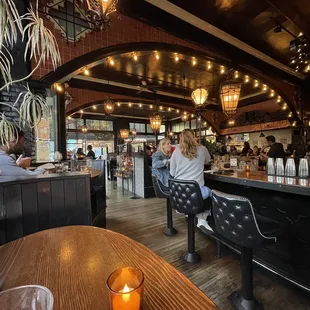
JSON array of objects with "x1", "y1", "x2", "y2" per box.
[
  {"x1": 145, "y1": 145, "x2": 153, "y2": 167},
  {"x1": 261, "y1": 135, "x2": 285, "y2": 159},
  {"x1": 86, "y1": 145, "x2": 96, "y2": 159},
  {"x1": 76, "y1": 148, "x2": 86, "y2": 160},
  {"x1": 230, "y1": 145, "x2": 238, "y2": 156},
  {"x1": 152, "y1": 138, "x2": 171, "y2": 188},
  {"x1": 253, "y1": 145, "x2": 260, "y2": 156},
  {"x1": 241, "y1": 141, "x2": 252, "y2": 156},
  {"x1": 0, "y1": 130, "x2": 45, "y2": 176},
  {"x1": 170, "y1": 129, "x2": 213, "y2": 233}
]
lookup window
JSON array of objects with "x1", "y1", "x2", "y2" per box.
[
  {"x1": 130, "y1": 122, "x2": 145, "y2": 133},
  {"x1": 160, "y1": 124, "x2": 166, "y2": 133},
  {"x1": 85, "y1": 119, "x2": 113, "y2": 131},
  {"x1": 191, "y1": 119, "x2": 197, "y2": 130},
  {"x1": 147, "y1": 124, "x2": 153, "y2": 133}
]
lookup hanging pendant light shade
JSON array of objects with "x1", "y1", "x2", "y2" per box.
[
  {"x1": 120, "y1": 129, "x2": 129, "y2": 139},
  {"x1": 103, "y1": 98, "x2": 115, "y2": 115},
  {"x1": 149, "y1": 113, "x2": 162, "y2": 133},
  {"x1": 131, "y1": 128, "x2": 137, "y2": 136},
  {"x1": 191, "y1": 87, "x2": 208, "y2": 107},
  {"x1": 220, "y1": 80, "x2": 242, "y2": 117},
  {"x1": 84, "y1": 0, "x2": 118, "y2": 30},
  {"x1": 259, "y1": 132, "x2": 265, "y2": 138},
  {"x1": 81, "y1": 124, "x2": 88, "y2": 133}
]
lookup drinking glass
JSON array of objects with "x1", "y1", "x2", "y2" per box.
[
  {"x1": 267, "y1": 158, "x2": 275, "y2": 175},
  {"x1": 0, "y1": 285, "x2": 53, "y2": 310},
  {"x1": 299, "y1": 158, "x2": 309, "y2": 178},
  {"x1": 275, "y1": 158, "x2": 284, "y2": 176},
  {"x1": 285, "y1": 158, "x2": 296, "y2": 177}
]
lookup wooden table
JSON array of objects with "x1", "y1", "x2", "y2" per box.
[{"x1": 0, "y1": 226, "x2": 218, "y2": 310}]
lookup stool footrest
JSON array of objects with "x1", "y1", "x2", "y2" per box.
[{"x1": 230, "y1": 291, "x2": 263, "y2": 310}]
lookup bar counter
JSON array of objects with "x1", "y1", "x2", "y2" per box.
[{"x1": 205, "y1": 171, "x2": 310, "y2": 292}]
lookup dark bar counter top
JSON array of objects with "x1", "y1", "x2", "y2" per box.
[
  {"x1": 204, "y1": 171, "x2": 310, "y2": 196},
  {"x1": 204, "y1": 170, "x2": 310, "y2": 293}
]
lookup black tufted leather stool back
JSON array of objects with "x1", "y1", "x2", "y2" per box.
[
  {"x1": 169, "y1": 179, "x2": 206, "y2": 215},
  {"x1": 152, "y1": 175, "x2": 169, "y2": 199},
  {"x1": 212, "y1": 190, "x2": 276, "y2": 248}
]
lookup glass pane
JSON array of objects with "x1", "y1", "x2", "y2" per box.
[
  {"x1": 179, "y1": 122, "x2": 184, "y2": 131},
  {"x1": 185, "y1": 121, "x2": 190, "y2": 129},
  {"x1": 160, "y1": 125, "x2": 165, "y2": 133},
  {"x1": 191, "y1": 119, "x2": 196, "y2": 130},
  {"x1": 147, "y1": 124, "x2": 153, "y2": 133},
  {"x1": 76, "y1": 119, "x2": 84, "y2": 129}
]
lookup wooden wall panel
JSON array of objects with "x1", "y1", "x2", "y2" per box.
[
  {"x1": 51, "y1": 180, "x2": 65, "y2": 227},
  {"x1": 37, "y1": 181, "x2": 52, "y2": 230}
]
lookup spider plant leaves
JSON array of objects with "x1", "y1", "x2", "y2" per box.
[
  {"x1": 0, "y1": 0, "x2": 23, "y2": 48},
  {"x1": 23, "y1": 4, "x2": 61, "y2": 71},
  {"x1": 18, "y1": 88, "x2": 50, "y2": 128},
  {"x1": 0, "y1": 46, "x2": 13, "y2": 89},
  {"x1": 0, "y1": 113, "x2": 19, "y2": 147}
]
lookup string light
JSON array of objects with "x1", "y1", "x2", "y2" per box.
[
  {"x1": 54, "y1": 83, "x2": 63, "y2": 92},
  {"x1": 108, "y1": 57, "x2": 114, "y2": 66},
  {"x1": 150, "y1": 104, "x2": 153, "y2": 109},
  {"x1": 269, "y1": 90, "x2": 275, "y2": 97},
  {"x1": 159, "y1": 106, "x2": 163, "y2": 110},
  {"x1": 207, "y1": 61, "x2": 212, "y2": 70},
  {"x1": 244, "y1": 75, "x2": 250, "y2": 83},
  {"x1": 168, "y1": 107, "x2": 171, "y2": 112},
  {"x1": 139, "y1": 103, "x2": 142, "y2": 108},
  {"x1": 277, "y1": 96, "x2": 281, "y2": 103},
  {"x1": 228, "y1": 119, "x2": 235, "y2": 126},
  {"x1": 92, "y1": 105, "x2": 97, "y2": 110},
  {"x1": 191, "y1": 114, "x2": 194, "y2": 118},
  {"x1": 197, "y1": 117, "x2": 201, "y2": 121},
  {"x1": 292, "y1": 121, "x2": 297, "y2": 127},
  {"x1": 192, "y1": 58, "x2": 197, "y2": 66},
  {"x1": 234, "y1": 71, "x2": 239, "y2": 78},
  {"x1": 128, "y1": 102, "x2": 132, "y2": 107},
  {"x1": 80, "y1": 109, "x2": 83, "y2": 114},
  {"x1": 117, "y1": 102, "x2": 121, "y2": 106},
  {"x1": 220, "y1": 66, "x2": 225, "y2": 74},
  {"x1": 288, "y1": 112, "x2": 293, "y2": 117},
  {"x1": 155, "y1": 51, "x2": 160, "y2": 60},
  {"x1": 174, "y1": 54, "x2": 179, "y2": 62},
  {"x1": 254, "y1": 80, "x2": 259, "y2": 87},
  {"x1": 176, "y1": 109, "x2": 179, "y2": 113},
  {"x1": 83, "y1": 68, "x2": 90, "y2": 76},
  {"x1": 263, "y1": 84, "x2": 268, "y2": 91},
  {"x1": 203, "y1": 121, "x2": 207, "y2": 126},
  {"x1": 298, "y1": 32, "x2": 304, "y2": 37},
  {"x1": 132, "y1": 52, "x2": 138, "y2": 61},
  {"x1": 282, "y1": 104, "x2": 287, "y2": 110},
  {"x1": 67, "y1": 116, "x2": 72, "y2": 120}
]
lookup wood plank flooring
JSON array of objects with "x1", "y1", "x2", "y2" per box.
[{"x1": 105, "y1": 185, "x2": 310, "y2": 310}]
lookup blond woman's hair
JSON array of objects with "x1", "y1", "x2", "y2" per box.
[
  {"x1": 179, "y1": 129, "x2": 199, "y2": 160},
  {"x1": 157, "y1": 138, "x2": 171, "y2": 156}
]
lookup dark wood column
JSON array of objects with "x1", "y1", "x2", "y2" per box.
[{"x1": 56, "y1": 93, "x2": 67, "y2": 160}]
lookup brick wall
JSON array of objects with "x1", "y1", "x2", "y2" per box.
[{"x1": 33, "y1": 11, "x2": 207, "y2": 79}]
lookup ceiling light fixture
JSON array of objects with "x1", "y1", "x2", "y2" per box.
[
  {"x1": 244, "y1": 75, "x2": 249, "y2": 83},
  {"x1": 83, "y1": 68, "x2": 90, "y2": 76},
  {"x1": 234, "y1": 71, "x2": 239, "y2": 79},
  {"x1": 54, "y1": 83, "x2": 64, "y2": 92},
  {"x1": 139, "y1": 103, "x2": 142, "y2": 108},
  {"x1": 220, "y1": 80, "x2": 242, "y2": 118},
  {"x1": 207, "y1": 61, "x2": 212, "y2": 70},
  {"x1": 120, "y1": 129, "x2": 129, "y2": 139},
  {"x1": 92, "y1": 105, "x2": 97, "y2": 110},
  {"x1": 155, "y1": 51, "x2": 160, "y2": 60},
  {"x1": 168, "y1": 107, "x2": 171, "y2": 112},
  {"x1": 254, "y1": 80, "x2": 259, "y2": 88},
  {"x1": 132, "y1": 52, "x2": 138, "y2": 61},
  {"x1": 220, "y1": 66, "x2": 225, "y2": 74},
  {"x1": 149, "y1": 113, "x2": 162, "y2": 133},
  {"x1": 192, "y1": 58, "x2": 197, "y2": 66},
  {"x1": 103, "y1": 98, "x2": 115, "y2": 115},
  {"x1": 81, "y1": 124, "x2": 88, "y2": 133},
  {"x1": 84, "y1": 0, "x2": 118, "y2": 31},
  {"x1": 117, "y1": 102, "x2": 121, "y2": 106},
  {"x1": 263, "y1": 84, "x2": 268, "y2": 91},
  {"x1": 277, "y1": 96, "x2": 281, "y2": 103},
  {"x1": 191, "y1": 86, "x2": 208, "y2": 109},
  {"x1": 174, "y1": 54, "x2": 179, "y2": 62},
  {"x1": 128, "y1": 102, "x2": 132, "y2": 107}
]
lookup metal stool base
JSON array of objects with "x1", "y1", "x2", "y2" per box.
[
  {"x1": 164, "y1": 227, "x2": 178, "y2": 236},
  {"x1": 230, "y1": 291, "x2": 263, "y2": 310},
  {"x1": 183, "y1": 251, "x2": 201, "y2": 263}
]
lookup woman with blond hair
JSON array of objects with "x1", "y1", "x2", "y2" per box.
[
  {"x1": 170, "y1": 129, "x2": 213, "y2": 233},
  {"x1": 152, "y1": 138, "x2": 171, "y2": 188}
]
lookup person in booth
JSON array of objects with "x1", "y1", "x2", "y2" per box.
[
  {"x1": 261, "y1": 135, "x2": 285, "y2": 159},
  {"x1": 169, "y1": 129, "x2": 213, "y2": 234},
  {"x1": 152, "y1": 138, "x2": 171, "y2": 189}
]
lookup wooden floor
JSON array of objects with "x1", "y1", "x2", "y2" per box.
[{"x1": 105, "y1": 185, "x2": 310, "y2": 310}]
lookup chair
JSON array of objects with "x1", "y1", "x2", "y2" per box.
[
  {"x1": 169, "y1": 179, "x2": 210, "y2": 263},
  {"x1": 211, "y1": 189, "x2": 282, "y2": 310},
  {"x1": 152, "y1": 175, "x2": 177, "y2": 236}
]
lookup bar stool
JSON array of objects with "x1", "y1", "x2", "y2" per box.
[
  {"x1": 152, "y1": 175, "x2": 177, "y2": 236},
  {"x1": 169, "y1": 179, "x2": 210, "y2": 263},
  {"x1": 211, "y1": 189, "x2": 282, "y2": 310}
]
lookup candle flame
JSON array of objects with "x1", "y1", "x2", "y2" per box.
[{"x1": 122, "y1": 284, "x2": 131, "y2": 303}]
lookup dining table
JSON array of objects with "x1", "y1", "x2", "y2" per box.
[{"x1": 0, "y1": 226, "x2": 218, "y2": 310}]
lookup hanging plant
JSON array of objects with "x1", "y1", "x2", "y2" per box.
[
  {"x1": 0, "y1": 0, "x2": 23, "y2": 48},
  {"x1": 0, "y1": 113, "x2": 19, "y2": 147},
  {"x1": 16, "y1": 86, "x2": 50, "y2": 128},
  {"x1": 0, "y1": 47, "x2": 13, "y2": 88},
  {"x1": 0, "y1": 0, "x2": 61, "y2": 91}
]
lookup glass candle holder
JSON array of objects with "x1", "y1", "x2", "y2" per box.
[{"x1": 106, "y1": 267, "x2": 144, "y2": 310}]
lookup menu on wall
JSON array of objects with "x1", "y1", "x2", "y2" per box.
[{"x1": 36, "y1": 118, "x2": 51, "y2": 162}]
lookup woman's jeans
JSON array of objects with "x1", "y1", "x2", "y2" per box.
[{"x1": 201, "y1": 185, "x2": 211, "y2": 200}]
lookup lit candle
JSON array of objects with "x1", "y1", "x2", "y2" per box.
[
  {"x1": 245, "y1": 165, "x2": 250, "y2": 172},
  {"x1": 107, "y1": 267, "x2": 144, "y2": 310}
]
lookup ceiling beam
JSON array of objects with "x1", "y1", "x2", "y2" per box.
[
  {"x1": 266, "y1": 0, "x2": 310, "y2": 38},
  {"x1": 145, "y1": 0, "x2": 305, "y2": 80}
]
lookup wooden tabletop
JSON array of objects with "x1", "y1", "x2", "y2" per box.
[
  {"x1": 205, "y1": 170, "x2": 310, "y2": 196},
  {"x1": 0, "y1": 226, "x2": 218, "y2": 310}
]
